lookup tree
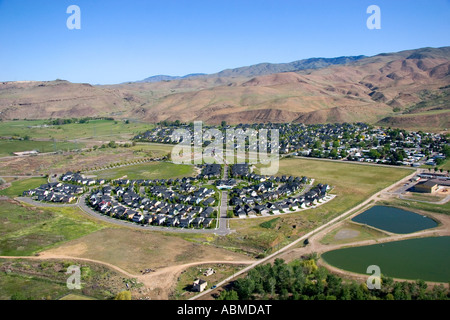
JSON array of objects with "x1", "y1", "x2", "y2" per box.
[
  {"x1": 217, "y1": 290, "x2": 239, "y2": 300},
  {"x1": 114, "y1": 291, "x2": 132, "y2": 300},
  {"x1": 329, "y1": 149, "x2": 338, "y2": 159},
  {"x1": 221, "y1": 121, "x2": 227, "y2": 127},
  {"x1": 332, "y1": 140, "x2": 340, "y2": 148},
  {"x1": 368, "y1": 149, "x2": 381, "y2": 159}
]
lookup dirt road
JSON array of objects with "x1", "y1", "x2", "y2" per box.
[{"x1": 0, "y1": 253, "x2": 253, "y2": 300}]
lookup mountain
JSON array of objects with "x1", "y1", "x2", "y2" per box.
[
  {"x1": 136, "y1": 73, "x2": 207, "y2": 83},
  {"x1": 211, "y1": 55, "x2": 367, "y2": 78},
  {"x1": 1, "y1": 46, "x2": 449, "y2": 131},
  {"x1": 136, "y1": 56, "x2": 366, "y2": 83}
]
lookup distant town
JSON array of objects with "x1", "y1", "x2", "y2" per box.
[{"x1": 134, "y1": 122, "x2": 449, "y2": 169}]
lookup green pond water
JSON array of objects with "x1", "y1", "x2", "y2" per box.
[
  {"x1": 351, "y1": 206, "x2": 438, "y2": 234},
  {"x1": 322, "y1": 236, "x2": 450, "y2": 283}
]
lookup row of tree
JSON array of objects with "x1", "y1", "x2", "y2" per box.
[{"x1": 217, "y1": 256, "x2": 449, "y2": 300}]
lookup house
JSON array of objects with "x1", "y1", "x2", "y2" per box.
[
  {"x1": 202, "y1": 197, "x2": 215, "y2": 206},
  {"x1": 154, "y1": 215, "x2": 166, "y2": 226},
  {"x1": 193, "y1": 217, "x2": 204, "y2": 228},
  {"x1": 192, "y1": 279, "x2": 208, "y2": 292},
  {"x1": 179, "y1": 216, "x2": 194, "y2": 228},
  {"x1": 201, "y1": 207, "x2": 214, "y2": 218},
  {"x1": 167, "y1": 216, "x2": 180, "y2": 227},
  {"x1": 203, "y1": 218, "x2": 213, "y2": 228}
]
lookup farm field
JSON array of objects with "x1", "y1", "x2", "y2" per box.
[
  {"x1": 0, "y1": 145, "x2": 171, "y2": 176},
  {"x1": 0, "y1": 140, "x2": 84, "y2": 157},
  {"x1": 0, "y1": 119, "x2": 153, "y2": 141},
  {"x1": 212, "y1": 158, "x2": 413, "y2": 256}
]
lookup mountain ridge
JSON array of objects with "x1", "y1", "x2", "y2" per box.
[{"x1": 1, "y1": 46, "x2": 449, "y2": 131}]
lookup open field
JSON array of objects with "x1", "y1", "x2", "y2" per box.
[
  {"x1": 401, "y1": 192, "x2": 447, "y2": 203},
  {"x1": 378, "y1": 198, "x2": 450, "y2": 216},
  {"x1": 0, "y1": 200, "x2": 106, "y2": 256},
  {"x1": 211, "y1": 158, "x2": 413, "y2": 256},
  {"x1": 93, "y1": 161, "x2": 195, "y2": 180},
  {"x1": 0, "y1": 119, "x2": 153, "y2": 141},
  {"x1": 0, "y1": 258, "x2": 138, "y2": 300},
  {"x1": 171, "y1": 263, "x2": 247, "y2": 300},
  {"x1": 42, "y1": 228, "x2": 254, "y2": 274},
  {"x1": 0, "y1": 177, "x2": 48, "y2": 197},
  {"x1": 319, "y1": 221, "x2": 389, "y2": 246},
  {"x1": 0, "y1": 140, "x2": 84, "y2": 157},
  {"x1": 0, "y1": 145, "x2": 170, "y2": 176}
]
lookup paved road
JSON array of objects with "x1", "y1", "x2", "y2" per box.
[
  {"x1": 76, "y1": 193, "x2": 231, "y2": 235},
  {"x1": 16, "y1": 197, "x2": 78, "y2": 208},
  {"x1": 215, "y1": 164, "x2": 234, "y2": 235}
]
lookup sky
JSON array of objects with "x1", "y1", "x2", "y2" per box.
[{"x1": 0, "y1": 0, "x2": 449, "y2": 84}]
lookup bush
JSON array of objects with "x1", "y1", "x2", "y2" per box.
[{"x1": 114, "y1": 291, "x2": 132, "y2": 300}]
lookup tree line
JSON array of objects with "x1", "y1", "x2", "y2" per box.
[{"x1": 217, "y1": 256, "x2": 449, "y2": 300}]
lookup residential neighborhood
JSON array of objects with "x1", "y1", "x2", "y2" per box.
[
  {"x1": 21, "y1": 163, "x2": 335, "y2": 231},
  {"x1": 134, "y1": 122, "x2": 449, "y2": 168}
]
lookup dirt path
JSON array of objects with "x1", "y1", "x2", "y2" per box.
[
  {"x1": 0, "y1": 253, "x2": 254, "y2": 300},
  {"x1": 275, "y1": 200, "x2": 450, "y2": 287}
]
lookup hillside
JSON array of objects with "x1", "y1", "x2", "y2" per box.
[{"x1": 0, "y1": 46, "x2": 449, "y2": 131}]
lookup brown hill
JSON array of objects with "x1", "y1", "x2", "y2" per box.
[
  {"x1": 0, "y1": 80, "x2": 134, "y2": 119},
  {"x1": 0, "y1": 47, "x2": 449, "y2": 130}
]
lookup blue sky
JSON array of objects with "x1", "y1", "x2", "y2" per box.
[{"x1": 0, "y1": 0, "x2": 449, "y2": 84}]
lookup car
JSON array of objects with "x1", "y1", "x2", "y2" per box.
[{"x1": 211, "y1": 285, "x2": 217, "y2": 289}]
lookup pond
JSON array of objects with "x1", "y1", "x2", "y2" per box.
[
  {"x1": 351, "y1": 206, "x2": 438, "y2": 234},
  {"x1": 321, "y1": 236, "x2": 450, "y2": 283}
]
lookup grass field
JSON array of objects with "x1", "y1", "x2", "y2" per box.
[
  {"x1": 0, "y1": 145, "x2": 172, "y2": 177},
  {"x1": 0, "y1": 200, "x2": 106, "y2": 256},
  {"x1": 93, "y1": 161, "x2": 196, "y2": 180},
  {"x1": 212, "y1": 158, "x2": 413, "y2": 256},
  {"x1": 378, "y1": 197, "x2": 450, "y2": 216},
  {"x1": 0, "y1": 140, "x2": 85, "y2": 157},
  {"x1": 0, "y1": 177, "x2": 48, "y2": 197},
  {"x1": 171, "y1": 263, "x2": 247, "y2": 300},
  {"x1": 0, "y1": 258, "x2": 135, "y2": 300},
  {"x1": 0, "y1": 119, "x2": 153, "y2": 141},
  {"x1": 401, "y1": 193, "x2": 446, "y2": 203},
  {"x1": 42, "y1": 228, "x2": 253, "y2": 274},
  {"x1": 319, "y1": 222, "x2": 388, "y2": 245}
]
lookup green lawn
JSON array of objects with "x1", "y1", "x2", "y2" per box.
[
  {"x1": 93, "y1": 161, "x2": 196, "y2": 180},
  {"x1": 0, "y1": 140, "x2": 84, "y2": 157},
  {"x1": 0, "y1": 177, "x2": 48, "y2": 197},
  {"x1": 0, "y1": 119, "x2": 153, "y2": 141},
  {"x1": 0, "y1": 201, "x2": 106, "y2": 256}
]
